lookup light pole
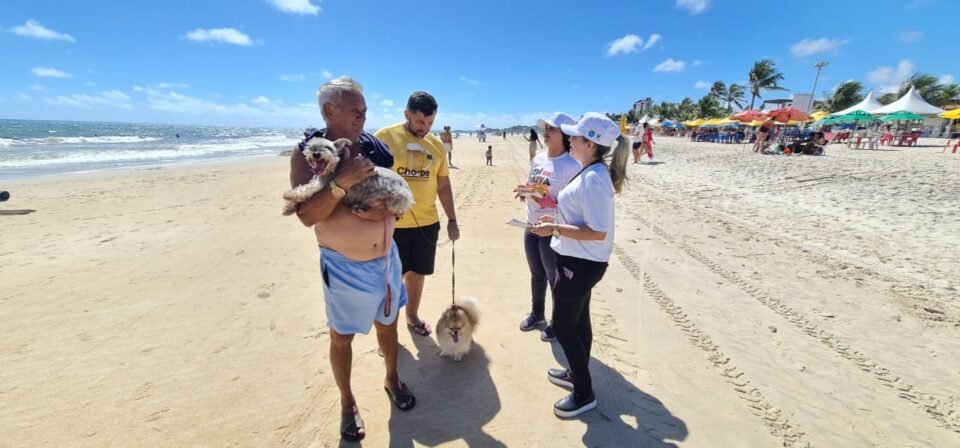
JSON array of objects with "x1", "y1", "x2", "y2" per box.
[{"x1": 809, "y1": 62, "x2": 828, "y2": 113}]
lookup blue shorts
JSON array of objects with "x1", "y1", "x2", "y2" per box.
[{"x1": 319, "y1": 245, "x2": 407, "y2": 335}]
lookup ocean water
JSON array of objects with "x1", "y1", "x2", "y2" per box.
[{"x1": 0, "y1": 119, "x2": 305, "y2": 180}]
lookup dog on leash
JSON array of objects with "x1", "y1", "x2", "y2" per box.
[
  {"x1": 436, "y1": 296, "x2": 480, "y2": 362},
  {"x1": 282, "y1": 137, "x2": 414, "y2": 217}
]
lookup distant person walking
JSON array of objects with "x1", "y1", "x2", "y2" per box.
[
  {"x1": 753, "y1": 117, "x2": 775, "y2": 152},
  {"x1": 440, "y1": 125, "x2": 454, "y2": 166},
  {"x1": 485, "y1": 145, "x2": 493, "y2": 166},
  {"x1": 524, "y1": 129, "x2": 543, "y2": 162},
  {"x1": 640, "y1": 122, "x2": 654, "y2": 161}
]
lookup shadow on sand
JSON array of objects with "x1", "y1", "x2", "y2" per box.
[
  {"x1": 386, "y1": 332, "x2": 505, "y2": 448},
  {"x1": 0, "y1": 209, "x2": 36, "y2": 215},
  {"x1": 550, "y1": 343, "x2": 688, "y2": 447}
]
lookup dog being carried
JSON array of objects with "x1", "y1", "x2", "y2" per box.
[{"x1": 282, "y1": 136, "x2": 414, "y2": 217}]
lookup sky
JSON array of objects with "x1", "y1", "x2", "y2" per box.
[{"x1": 0, "y1": 0, "x2": 955, "y2": 129}]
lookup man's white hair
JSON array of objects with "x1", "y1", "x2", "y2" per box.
[{"x1": 317, "y1": 76, "x2": 363, "y2": 119}]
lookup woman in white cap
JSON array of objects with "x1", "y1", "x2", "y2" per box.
[
  {"x1": 515, "y1": 113, "x2": 581, "y2": 341},
  {"x1": 529, "y1": 112, "x2": 629, "y2": 417}
]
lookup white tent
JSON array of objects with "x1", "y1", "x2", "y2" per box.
[
  {"x1": 638, "y1": 114, "x2": 651, "y2": 124},
  {"x1": 832, "y1": 91, "x2": 884, "y2": 115},
  {"x1": 872, "y1": 86, "x2": 946, "y2": 115},
  {"x1": 646, "y1": 118, "x2": 660, "y2": 126}
]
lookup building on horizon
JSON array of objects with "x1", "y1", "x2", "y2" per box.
[
  {"x1": 760, "y1": 94, "x2": 813, "y2": 112},
  {"x1": 632, "y1": 98, "x2": 653, "y2": 117}
]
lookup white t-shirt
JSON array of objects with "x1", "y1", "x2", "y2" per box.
[
  {"x1": 551, "y1": 163, "x2": 615, "y2": 263},
  {"x1": 525, "y1": 152, "x2": 581, "y2": 223}
]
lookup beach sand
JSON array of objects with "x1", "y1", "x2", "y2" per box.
[{"x1": 1, "y1": 135, "x2": 959, "y2": 447}]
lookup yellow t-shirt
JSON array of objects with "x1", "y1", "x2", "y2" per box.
[{"x1": 374, "y1": 123, "x2": 449, "y2": 229}]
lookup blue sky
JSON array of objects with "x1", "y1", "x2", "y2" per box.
[{"x1": 0, "y1": 0, "x2": 954, "y2": 129}]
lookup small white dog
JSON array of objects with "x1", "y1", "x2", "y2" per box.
[
  {"x1": 435, "y1": 296, "x2": 480, "y2": 362},
  {"x1": 282, "y1": 137, "x2": 414, "y2": 217}
]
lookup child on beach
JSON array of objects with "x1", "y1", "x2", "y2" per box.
[{"x1": 486, "y1": 145, "x2": 493, "y2": 166}]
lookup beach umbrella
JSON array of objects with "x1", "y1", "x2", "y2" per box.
[
  {"x1": 731, "y1": 109, "x2": 765, "y2": 123},
  {"x1": 834, "y1": 110, "x2": 877, "y2": 122},
  {"x1": 684, "y1": 118, "x2": 706, "y2": 127},
  {"x1": 619, "y1": 115, "x2": 628, "y2": 134},
  {"x1": 880, "y1": 110, "x2": 925, "y2": 121},
  {"x1": 938, "y1": 109, "x2": 960, "y2": 120},
  {"x1": 809, "y1": 110, "x2": 829, "y2": 121},
  {"x1": 766, "y1": 107, "x2": 811, "y2": 123}
]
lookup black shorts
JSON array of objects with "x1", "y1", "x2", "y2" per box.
[
  {"x1": 393, "y1": 222, "x2": 441, "y2": 275},
  {"x1": 632, "y1": 141, "x2": 642, "y2": 150}
]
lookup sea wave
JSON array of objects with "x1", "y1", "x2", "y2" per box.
[{"x1": 0, "y1": 135, "x2": 163, "y2": 146}]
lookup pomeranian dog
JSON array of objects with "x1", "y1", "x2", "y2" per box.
[
  {"x1": 282, "y1": 136, "x2": 414, "y2": 217},
  {"x1": 436, "y1": 296, "x2": 480, "y2": 362}
]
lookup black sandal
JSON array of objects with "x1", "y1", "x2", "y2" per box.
[
  {"x1": 340, "y1": 406, "x2": 365, "y2": 442},
  {"x1": 384, "y1": 382, "x2": 417, "y2": 411}
]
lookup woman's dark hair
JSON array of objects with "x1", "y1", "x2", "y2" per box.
[
  {"x1": 406, "y1": 91, "x2": 438, "y2": 116},
  {"x1": 529, "y1": 129, "x2": 539, "y2": 140},
  {"x1": 643, "y1": 122, "x2": 649, "y2": 128},
  {"x1": 561, "y1": 132, "x2": 571, "y2": 152}
]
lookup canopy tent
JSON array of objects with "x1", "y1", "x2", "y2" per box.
[
  {"x1": 872, "y1": 86, "x2": 946, "y2": 115},
  {"x1": 683, "y1": 118, "x2": 706, "y2": 127},
  {"x1": 832, "y1": 91, "x2": 884, "y2": 115},
  {"x1": 646, "y1": 118, "x2": 660, "y2": 127}
]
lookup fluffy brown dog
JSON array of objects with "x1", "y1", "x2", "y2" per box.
[{"x1": 435, "y1": 296, "x2": 480, "y2": 362}]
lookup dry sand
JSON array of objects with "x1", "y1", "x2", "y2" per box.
[{"x1": 1, "y1": 134, "x2": 959, "y2": 447}]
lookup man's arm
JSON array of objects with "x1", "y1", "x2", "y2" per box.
[
  {"x1": 288, "y1": 147, "x2": 376, "y2": 227},
  {"x1": 437, "y1": 175, "x2": 459, "y2": 241}
]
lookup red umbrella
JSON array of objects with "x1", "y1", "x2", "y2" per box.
[
  {"x1": 765, "y1": 107, "x2": 811, "y2": 123},
  {"x1": 731, "y1": 109, "x2": 765, "y2": 123}
]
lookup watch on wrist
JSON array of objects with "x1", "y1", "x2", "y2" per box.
[
  {"x1": 329, "y1": 179, "x2": 346, "y2": 199},
  {"x1": 552, "y1": 224, "x2": 561, "y2": 237}
]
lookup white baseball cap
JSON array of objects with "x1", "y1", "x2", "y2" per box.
[
  {"x1": 537, "y1": 112, "x2": 577, "y2": 129},
  {"x1": 560, "y1": 112, "x2": 621, "y2": 147}
]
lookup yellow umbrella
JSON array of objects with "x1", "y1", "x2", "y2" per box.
[
  {"x1": 940, "y1": 109, "x2": 960, "y2": 119},
  {"x1": 744, "y1": 120, "x2": 763, "y2": 127},
  {"x1": 809, "y1": 110, "x2": 829, "y2": 121},
  {"x1": 701, "y1": 118, "x2": 723, "y2": 126},
  {"x1": 683, "y1": 118, "x2": 706, "y2": 127},
  {"x1": 715, "y1": 117, "x2": 738, "y2": 125}
]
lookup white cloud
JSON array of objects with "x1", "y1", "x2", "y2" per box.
[
  {"x1": 867, "y1": 59, "x2": 915, "y2": 93},
  {"x1": 642, "y1": 34, "x2": 662, "y2": 51},
  {"x1": 320, "y1": 69, "x2": 333, "y2": 79},
  {"x1": 380, "y1": 99, "x2": 395, "y2": 107},
  {"x1": 30, "y1": 84, "x2": 44, "y2": 91},
  {"x1": 17, "y1": 93, "x2": 32, "y2": 101},
  {"x1": 133, "y1": 85, "x2": 144, "y2": 92},
  {"x1": 606, "y1": 34, "x2": 642, "y2": 57},
  {"x1": 654, "y1": 59, "x2": 686, "y2": 73},
  {"x1": 252, "y1": 96, "x2": 272, "y2": 105},
  {"x1": 9, "y1": 19, "x2": 75, "y2": 42},
  {"x1": 155, "y1": 82, "x2": 190, "y2": 89},
  {"x1": 183, "y1": 28, "x2": 253, "y2": 46},
  {"x1": 790, "y1": 38, "x2": 850, "y2": 57},
  {"x1": 32, "y1": 67, "x2": 73, "y2": 78},
  {"x1": 676, "y1": 0, "x2": 710, "y2": 14},
  {"x1": 938, "y1": 74, "x2": 955, "y2": 85},
  {"x1": 694, "y1": 81, "x2": 709, "y2": 89},
  {"x1": 899, "y1": 31, "x2": 923, "y2": 43},
  {"x1": 280, "y1": 73, "x2": 306, "y2": 82},
  {"x1": 266, "y1": 0, "x2": 321, "y2": 15},
  {"x1": 44, "y1": 91, "x2": 133, "y2": 109},
  {"x1": 460, "y1": 75, "x2": 482, "y2": 86},
  {"x1": 691, "y1": 60, "x2": 702, "y2": 67}
]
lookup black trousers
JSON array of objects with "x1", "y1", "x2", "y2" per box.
[{"x1": 551, "y1": 251, "x2": 608, "y2": 398}]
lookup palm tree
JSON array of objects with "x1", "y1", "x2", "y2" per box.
[
  {"x1": 678, "y1": 98, "x2": 697, "y2": 121},
  {"x1": 898, "y1": 74, "x2": 941, "y2": 100},
  {"x1": 878, "y1": 93, "x2": 898, "y2": 105},
  {"x1": 823, "y1": 81, "x2": 864, "y2": 112},
  {"x1": 939, "y1": 84, "x2": 960, "y2": 107},
  {"x1": 709, "y1": 81, "x2": 727, "y2": 100},
  {"x1": 697, "y1": 95, "x2": 724, "y2": 118},
  {"x1": 747, "y1": 59, "x2": 788, "y2": 109},
  {"x1": 724, "y1": 84, "x2": 746, "y2": 112}
]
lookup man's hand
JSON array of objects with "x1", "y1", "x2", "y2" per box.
[
  {"x1": 447, "y1": 220, "x2": 460, "y2": 241},
  {"x1": 334, "y1": 153, "x2": 376, "y2": 190},
  {"x1": 352, "y1": 201, "x2": 393, "y2": 221}
]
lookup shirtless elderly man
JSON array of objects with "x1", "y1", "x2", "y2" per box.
[{"x1": 289, "y1": 76, "x2": 415, "y2": 442}]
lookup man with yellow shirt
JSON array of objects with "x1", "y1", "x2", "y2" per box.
[{"x1": 375, "y1": 91, "x2": 460, "y2": 337}]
